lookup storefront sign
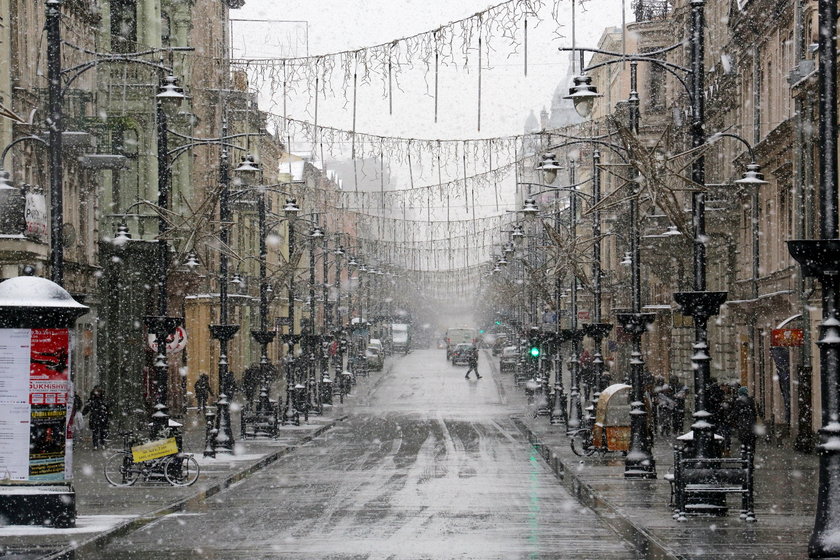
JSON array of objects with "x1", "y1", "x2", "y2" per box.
[
  {"x1": 770, "y1": 328, "x2": 804, "y2": 347},
  {"x1": 24, "y1": 192, "x2": 47, "y2": 240},
  {"x1": 147, "y1": 326, "x2": 188, "y2": 354}
]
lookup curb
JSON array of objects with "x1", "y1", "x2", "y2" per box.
[
  {"x1": 511, "y1": 417, "x2": 684, "y2": 560},
  {"x1": 44, "y1": 417, "x2": 346, "y2": 560}
]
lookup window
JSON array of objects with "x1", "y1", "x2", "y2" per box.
[
  {"x1": 642, "y1": 49, "x2": 666, "y2": 111},
  {"x1": 111, "y1": 0, "x2": 137, "y2": 53}
]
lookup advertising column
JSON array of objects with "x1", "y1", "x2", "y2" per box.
[{"x1": 0, "y1": 275, "x2": 87, "y2": 527}]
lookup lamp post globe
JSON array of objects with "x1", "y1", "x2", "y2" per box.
[
  {"x1": 564, "y1": 74, "x2": 602, "y2": 118},
  {"x1": 536, "y1": 153, "x2": 563, "y2": 185},
  {"x1": 284, "y1": 198, "x2": 300, "y2": 216},
  {"x1": 183, "y1": 250, "x2": 200, "y2": 270},
  {"x1": 156, "y1": 75, "x2": 185, "y2": 118},
  {"x1": 234, "y1": 154, "x2": 260, "y2": 179},
  {"x1": 522, "y1": 198, "x2": 539, "y2": 220},
  {"x1": 734, "y1": 162, "x2": 769, "y2": 187}
]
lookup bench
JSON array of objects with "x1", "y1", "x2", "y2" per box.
[
  {"x1": 240, "y1": 401, "x2": 280, "y2": 439},
  {"x1": 672, "y1": 445, "x2": 756, "y2": 522}
]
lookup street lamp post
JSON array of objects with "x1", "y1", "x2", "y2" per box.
[
  {"x1": 564, "y1": 159, "x2": 584, "y2": 432},
  {"x1": 308, "y1": 225, "x2": 324, "y2": 415},
  {"x1": 583, "y1": 150, "x2": 613, "y2": 421},
  {"x1": 207, "y1": 143, "x2": 238, "y2": 453},
  {"x1": 235, "y1": 155, "x2": 277, "y2": 418},
  {"x1": 46, "y1": 0, "x2": 63, "y2": 285},
  {"x1": 320, "y1": 232, "x2": 333, "y2": 405},
  {"x1": 281, "y1": 199, "x2": 301, "y2": 425},
  {"x1": 144, "y1": 77, "x2": 185, "y2": 439},
  {"x1": 787, "y1": 0, "x2": 840, "y2": 551},
  {"x1": 615, "y1": 173, "x2": 656, "y2": 478},
  {"x1": 613, "y1": 61, "x2": 657, "y2": 479},
  {"x1": 44, "y1": 1, "x2": 192, "y2": 286}
]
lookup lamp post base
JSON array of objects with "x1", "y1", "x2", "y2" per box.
[{"x1": 213, "y1": 394, "x2": 235, "y2": 454}]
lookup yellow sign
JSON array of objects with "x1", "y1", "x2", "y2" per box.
[{"x1": 131, "y1": 438, "x2": 178, "y2": 463}]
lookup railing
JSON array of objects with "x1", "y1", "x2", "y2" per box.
[{"x1": 632, "y1": 0, "x2": 671, "y2": 21}]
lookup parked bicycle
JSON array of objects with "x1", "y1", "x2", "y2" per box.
[
  {"x1": 104, "y1": 431, "x2": 200, "y2": 487},
  {"x1": 569, "y1": 427, "x2": 606, "y2": 457}
]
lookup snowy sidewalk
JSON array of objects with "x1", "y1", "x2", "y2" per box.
[
  {"x1": 494, "y1": 356, "x2": 817, "y2": 559},
  {"x1": 0, "y1": 367, "x2": 388, "y2": 560}
]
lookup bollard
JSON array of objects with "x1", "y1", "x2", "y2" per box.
[
  {"x1": 0, "y1": 275, "x2": 88, "y2": 528},
  {"x1": 204, "y1": 408, "x2": 217, "y2": 458},
  {"x1": 321, "y1": 374, "x2": 333, "y2": 405}
]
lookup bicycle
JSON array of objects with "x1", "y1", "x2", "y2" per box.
[
  {"x1": 104, "y1": 432, "x2": 200, "y2": 487},
  {"x1": 569, "y1": 427, "x2": 602, "y2": 457}
]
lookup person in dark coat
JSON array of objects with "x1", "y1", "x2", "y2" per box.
[
  {"x1": 673, "y1": 383, "x2": 689, "y2": 433},
  {"x1": 731, "y1": 386, "x2": 758, "y2": 453},
  {"x1": 243, "y1": 365, "x2": 260, "y2": 406},
  {"x1": 194, "y1": 373, "x2": 213, "y2": 413},
  {"x1": 706, "y1": 378, "x2": 725, "y2": 428},
  {"x1": 464, "y1": 347, "x2": 481, "y2": 379},
  {"x1": 82, "y1": 385, "x2": 110, "y2": 449}
]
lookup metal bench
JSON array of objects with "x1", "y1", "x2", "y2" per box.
[
  {"x1": 672, "y1": 445, "x2": 756, "y2": 522},
  {"x1": 240, "y1": 401, "x2": 279, "y2": 439}
]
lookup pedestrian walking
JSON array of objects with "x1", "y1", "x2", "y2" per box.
[
  {"x1": 719, "y1": 381, "x2": 737, "y2": 453},
  {"x1": 673, "y1": 383, "x2": 689, "y2": 433},
  {"x1": 656, "y1": 385, "x2": 676, "y2": 436},
  {"x1": 243, "y1": 365, "x2": 260, "y2": 406},
  {"x1": 706, "y1": 377, "x2": 725, "y2": 429},
  {"x1": 222, "y1": 370, "x2": 238, "y2": 399},
  {"x1": 194, "y1": 373, "x2": 213, "y2": 413},
  {"x1": 465, "y1": 347, "x2": 482, "y2": 379},
  {"x1": 731, "y1": 386, "x2": 758, "y2": 453},
  {"x1": 579, "y1": 350, "x2": 594, "y2": 401},
  {"x1": 82, "y1": 385, "x2": 110, "y2": 450}
]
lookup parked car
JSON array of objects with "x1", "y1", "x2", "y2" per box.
[
  {"x1": 365, "y1": 345, "x2": 384, "y2": 371},
  {"x1": 451, "y1": 343, "x2": 475, "y2": 366},
  {"x1": 499, "y1": 346, "x2": 519, "y2": 372}
]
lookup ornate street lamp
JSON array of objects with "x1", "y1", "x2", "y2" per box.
[
  {"x1": 565, "y1": 74, "x2": 602, "y2": 119},
  {"x1": 522, "y1": 198, "x2": 540, "y2": 218},
  {"x1": 536, "y1": 153, "x2": 564, "y2": 185},
  {"x1": 144, "y1": 74, "x2": 185, "y2": 438}
]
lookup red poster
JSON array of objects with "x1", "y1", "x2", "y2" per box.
[
  {"x1": 770, "y1": 328, "x2": 804, "y2": 347},
  {"x1": 29, "y1": 329, "x2": 70, "y2": 406},
  {"x1": 30, "y1": 329, "x2": 69, "y2": 382},
  {"x1": 25, "y1": 329, "x2": 71, "y2": 481}
]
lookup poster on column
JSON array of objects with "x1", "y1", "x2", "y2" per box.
[{"x1": 0, "y1": 328, "x2": 70, "y2": 482}]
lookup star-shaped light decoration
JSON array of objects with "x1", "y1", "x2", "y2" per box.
[
  {"x1": 587, "y1": 117, "x2": 712, "y2": 235},
  {"x1": 541, "y1": 220, "x2": 594, "y2": 293}
]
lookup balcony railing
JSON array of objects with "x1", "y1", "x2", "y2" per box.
[{"x1": 632, "y1": 0, "x2": 671, "y2": 22}]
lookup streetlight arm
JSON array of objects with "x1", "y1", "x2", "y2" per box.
[
  {"x1": 706, "y1": 132, "x2": 757, "y2": 161},
  {"x1": 168, "y1": 141, "x2": 246, "y2": 162},
  {"x1": 166, "y1": 129, "x2": 265, "y2": 144},
  {"x1": 61, "y1": 56, "x2": 188, "y2": 96},
  {"x1": 560, "y1": 46, "x2": 692, "y2": 100},
  {"x1": 541, "y1": 137, "x2": 630, "y2": 164},
  {"x1": 0, "y1": 135, "x2": 48, "y2": 169},
  {"x1": 519, "y1": 181, "x2": 596, "y2": 201}
]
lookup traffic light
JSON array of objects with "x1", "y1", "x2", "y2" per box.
[
  {"x1": 494, "y1": 320, "x2": 501, "y2": 325},
  {"x1": 529, "y1": 345, "x2": 541, "y2": 358},
  {"x1": 479, "y1": 329, "x2": 485, "y2": 334}
]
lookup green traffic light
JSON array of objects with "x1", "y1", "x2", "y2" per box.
[
  {"x1": 529, "y1": 346, "x2": 540, "y2": 357},
  {"x1": 479, "y1": 329, "x2": 485, "y2": 334},
  {"x1": 494, "y1": 320, "x2": 501, "y2": 325}
]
